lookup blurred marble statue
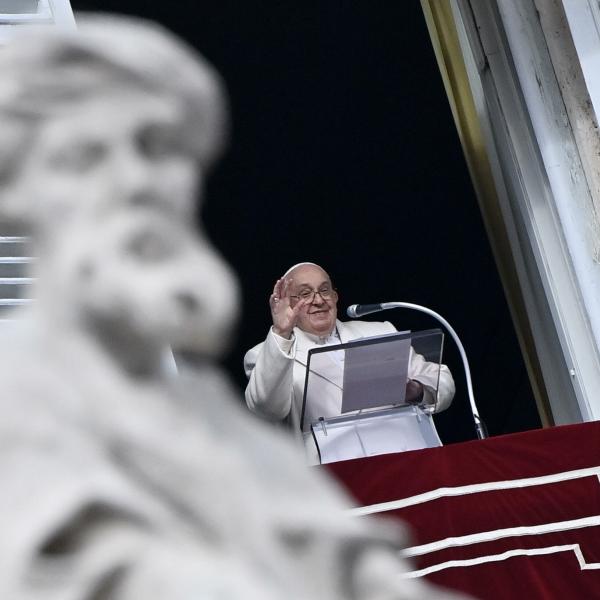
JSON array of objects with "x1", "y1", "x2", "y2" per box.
[{"x1": 0, "y1": 14, "x2": 465, "y2": 599}]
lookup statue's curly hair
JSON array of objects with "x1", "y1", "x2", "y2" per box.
[{"x1": 0, "y1": 13, "x2": 229, "y2": 188}]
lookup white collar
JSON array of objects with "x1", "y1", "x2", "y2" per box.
[{"x1": 301, "y1": 326, "x2": 340, "y2": 346}]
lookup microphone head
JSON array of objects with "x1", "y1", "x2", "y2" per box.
[
  {"x1": 346, "y1": 304, "x2": 359, "y2": 318},
  {"x1": 346, "y1": 303, "x2": 384, "y2": 318}
]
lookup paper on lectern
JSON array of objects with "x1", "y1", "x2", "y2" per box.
[{"x1": 341, "y1": 335, "x2": 411, "y2": 413}]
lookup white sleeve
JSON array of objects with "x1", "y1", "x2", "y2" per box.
[
  {"x1": 243, "y1": 328, "x2": 297, "y2": 421},
  {"x1": 408, "y1": 348, "x2": 455, "y2": 412}
]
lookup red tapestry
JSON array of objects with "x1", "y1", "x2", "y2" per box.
[{"x1": 325, "y1": 422, "x2": 600, "y2": 599}]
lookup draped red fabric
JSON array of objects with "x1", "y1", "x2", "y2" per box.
[{"x1": 325, "y1": 422, "x2": 600, "y2": 599}]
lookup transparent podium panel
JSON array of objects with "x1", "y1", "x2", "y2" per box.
[
  {"x1": 300, "y1": 329, "x2": 445, "y2": 464},
  {"x1": 306, "y1": 405, "x2": 442, "y2": 464}
]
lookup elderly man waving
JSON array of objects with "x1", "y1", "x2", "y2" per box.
[{"x1": 244, "y1": 262, "x2": 455, "y2": 460}]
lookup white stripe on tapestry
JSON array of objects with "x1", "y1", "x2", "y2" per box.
[{"x1": 347, "y1": 466, "x2": 600, "y2": 516}]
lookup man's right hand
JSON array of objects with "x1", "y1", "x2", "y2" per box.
[{"x1": 269, "y1": 277, "x2": 308, "y2": 339}]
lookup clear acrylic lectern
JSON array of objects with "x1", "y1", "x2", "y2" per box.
[{"x1": 301, "y1": 329, "x2": 445, "y2": 464}]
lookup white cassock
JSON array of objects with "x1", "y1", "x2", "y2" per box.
[{"x1": 244, "y1": 319, "x2": 455, "y2": 463}]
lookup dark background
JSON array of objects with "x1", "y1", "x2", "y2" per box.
[{"x1": 72, "y1": 1, "x2": 542, "y2": 443}]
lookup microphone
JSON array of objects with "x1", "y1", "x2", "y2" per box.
[
  {"x1": 346, "y1": 300, "x2": 487, "y2": 440},
  {"x1": 346, "y1": 303, "x2": 383, "y2": 318}
]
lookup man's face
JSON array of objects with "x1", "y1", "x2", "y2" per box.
[
  {"x1": 288, "y1": 265, "x2": 338, "y2": 337},
  {"x1": 4, "y1": 89, "x2": 200, "y2": 230}
]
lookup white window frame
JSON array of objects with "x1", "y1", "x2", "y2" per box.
[{"x1": 452, "y1": 0, "x2": 600, "y2": 423}]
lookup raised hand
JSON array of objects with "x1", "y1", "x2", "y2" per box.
[{"x1": 269, "y1": 277, "x2": 308, "y2": 339}]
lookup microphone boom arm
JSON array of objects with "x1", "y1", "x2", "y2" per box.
[{"x1": 348, "y1": 301, "x2": 487, "y2": 440}]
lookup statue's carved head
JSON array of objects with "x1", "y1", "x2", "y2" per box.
[
  {"x1": 0, "y1": 15, "x2": 239, "y2": 360},
  {"x1": 0, "y1": 14, "x2": 228, "y2": 230}
]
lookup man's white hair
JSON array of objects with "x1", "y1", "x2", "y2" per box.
[{"x1": 281, "y1": 262, "x2": 322, "y2": 279}]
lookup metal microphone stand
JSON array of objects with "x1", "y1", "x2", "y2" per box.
[{"x1": 348, "y1": 301, "x2": 487, "y2": 440}]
